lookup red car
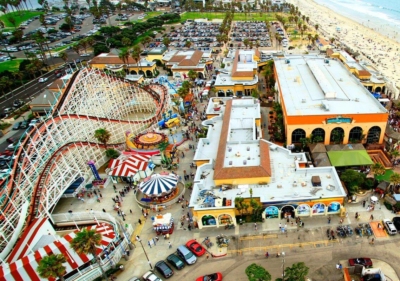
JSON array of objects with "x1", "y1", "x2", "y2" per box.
[
  {"x1": 185, "y1": 239, "x2": 206, "y2": 257},
  {"x1": 196, "y1": 272, "x2": 223, "y2": 281},
  {"x1": 348, "y1": 258, "x2": 373, "y2": 268}
]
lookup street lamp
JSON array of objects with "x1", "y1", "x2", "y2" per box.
[
  {"x1": 281, "y1": 252, "x2": 285, "y2": 281},
  {"x1": 136, "y1": 236, "x2": 152, "y2": 269}
]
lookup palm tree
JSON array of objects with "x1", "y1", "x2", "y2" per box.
[
  {"x1": 314, "y1": 24, "x2": 319, "y2": 31},
  {"x1": 59, "y1": 51, "x2": 68, "y2": 63},
  {"x1": 105, "y1": 148, "x2": 120, "y2": 159},
  {"x1": 131, "y1": 45, "x2": 142, "y2": 74},
  {"x1": 390, "y1": 172, "x2": 400, "y2": 187},
  {"x1": 184, "y1": 40, "x2": 192, "y2": 49},
  {"x1": 118, "y1": 49, "x2": 130, "y2": 74},
  {"x1": 70, "y1": 228, "x2": 108, "y2": 281},
  {"x1": 157, "y1": 140, "x2": 170, "y2": 165},
  {"x1": 121, "y1": 37, "x2": 131, "y2": 47},
  {"x1": 370, "y1": 162, "x2": 385, "y2": 176},
  {"x1": 37, "y1": 254, "x2": 67, "y2": 281},
  {"x1": 72, "y1": 44, "x2": 81, "y2": 56},
  {"x1": 307, "y1": 33, "x2": 312, "y2": 45},
  {"x1": 329, "y1": 37, "x2": 335, "y2": 45},
  {"x1": 243, "y1": 38, "x2": 249, "y2": 49},
  {"x1": 94, "y1": 128, "x2": 111, "y2": 147}
]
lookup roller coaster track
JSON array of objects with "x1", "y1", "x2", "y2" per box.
[{"x1": 0, "y1": 69, "x2": 170, "y2": 261}]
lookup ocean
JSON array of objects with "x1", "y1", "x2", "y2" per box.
[{"x1": 313, "y1": 0, "x2": 400, "y2": 40}]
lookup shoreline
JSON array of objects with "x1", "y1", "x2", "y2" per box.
[{"x1": 287, "y1": 0, "x2": 400, "y2": 89}]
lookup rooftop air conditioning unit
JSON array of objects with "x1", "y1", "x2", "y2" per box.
[
  {"x1": 324, "y1": 59, "x2": 329, "y2": 64},
  {"x1": 285, "y1": 59, "x2": 290, "y2": 64},
  {"x1": 302, "y1": 99, "x2": 306, "y2": 103}
]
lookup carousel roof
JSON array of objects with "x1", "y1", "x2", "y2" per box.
[{"x1": 139, "y1": 173, "x2": 178, "y2": 196}]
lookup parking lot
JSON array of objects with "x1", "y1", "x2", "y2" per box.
[
  {"x1": 166, "y1": 21, "x2": 223, "y2": 50},
  {"x1": 230, "y1": 21, "x2": 272, "y2": 48}
]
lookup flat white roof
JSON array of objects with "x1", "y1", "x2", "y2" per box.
[
  {"x1": 190, "y1": 97, "x2": 346, "y2": 210},
  {"x1": 274, "y1": 56, "x2": 387, "y2": 116}
]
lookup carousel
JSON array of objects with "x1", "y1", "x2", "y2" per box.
[{"x1": 139, "y1": 173, "x2": 179, "y2": 205}]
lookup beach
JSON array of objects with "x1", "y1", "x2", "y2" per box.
[{"x1": 287, "y1": 0, "x2": 400, "y2": 88}]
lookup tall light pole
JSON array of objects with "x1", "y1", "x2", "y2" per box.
[{"x1": 136, "y1": 236, "x2": 152, "y2": 269}]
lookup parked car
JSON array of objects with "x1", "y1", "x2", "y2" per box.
[
  {"x1": 348, "y1": 258, "x2": 373, "y2": 268},
  {"x1": 166, "y1": 253, "x2": 185, "y2": 270},
  {"x1": 383, "y1": 219, "x2": 397, "y2": 235},
  {"x1": 38, "y1": 77, "x2": 48, "y2": 83},
  {"x1": 29, "y1": 119, "x2": 40, "y2": 127},
  {"x1": 196, "y1": 272, "x2": 223, "y2": 281},
  {"x1": 127, "y1": 278, "x2": 140, "y2": 281},
  {"x1": 142, "y1": 271, "x2": 163, "y2": 281},
  {"x1": 6, "y1": 137, "x2": 15, "y2": 144},
  {"x1": 155, "y1": 261, "x2": 174, "y2": 278},
  {"x1": 176, "y1": 245, "x2": 197, "y2": 265},
  {"x1": 392, "y1": 217, "x2": 400, "y2": 232},
  {"x1": 20, "y1": 120, "x2": 28, "y2": 129},
  {"x1": 186, "y1": 239, "x2": 206, "y2": 256},
  {"x1": 12, "y1": 122, "x2": 21, "y2": 130}
]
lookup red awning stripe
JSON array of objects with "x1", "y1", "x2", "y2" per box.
[
  {"x1": 7, "y1": 218, "x2": 48, "y2": 263},
  {"x1": 2, "y1": 224, "x2": 116, "y2": 281},
  {"x1": 108, "y1": 155, "x2": 150, "y2": 177}
]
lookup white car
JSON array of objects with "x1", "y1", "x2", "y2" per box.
[
  {"x1": 142, "y1": 271, "x2": 162, "y2": 281},
  {"x1": 38, "y1": 77, "x2": 48, "y2": 83},
  {"x1": 80, "y1": 53, "x2": 90, "y2": 57},
  {"x1": 29, "y1": 119, "x2": 40, "y2": 126}
]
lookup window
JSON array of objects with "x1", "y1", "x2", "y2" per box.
[{"x1": 292, "y1": 129, "x2": 306, "y2": 142}]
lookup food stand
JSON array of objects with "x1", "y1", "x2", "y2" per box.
[{"x1": 153, "y1": 213, "x2": 174, "y2": 235}]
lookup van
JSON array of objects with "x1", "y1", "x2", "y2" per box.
[
  {"x1": 383, "y1": 219, "x2": 397, "y2": 235},
  {"x1": 177, "y1": 245, "x2": 197, "y2": 265}
]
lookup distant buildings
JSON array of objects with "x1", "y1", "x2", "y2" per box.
[
  {"x1": 162, "y1": 49, "x2": 213, "y2": 79},
  {"x1": 214, "y1": 49, "x2": 260, "y2": 97},
  {"x1": 273, "y1": 55, "x2": 388, "y2": 145}
]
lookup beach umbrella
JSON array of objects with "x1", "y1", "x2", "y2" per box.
[{"x1": 139, "y1": 173, "x2": 178, "y2": 196}]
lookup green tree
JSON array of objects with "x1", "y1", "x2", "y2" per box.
[
  {"x1": 390, "y1": 172, "x2": 400, "y2": 187},
  {"x1": 283, "y1": 262, "x2": 309, "y2": 281},
  {"x1": 131, "y1": 45, "x2": 142, "y2": 73},
  {"x1": 340, "y1": 169, "x2": 365, "y2": 194},
  {"x1": 121, "y1": 37, "x2": 131, "y2": 47},
  {"x1": 251, "y1": 89, "x2": 260, "y2": 99},
  {"x1": 70, "y1": 228, "x2": 108, "y2": 281},
  {"x1": 94, "y1": 128, "x2": 111, "y2": 147},
  {"x1": 370, "y1": 162, "x2": 385, "y2": 176},
  {"x1": 59, "y1": 51, "x2": 68, "y2": 63},
  {"x1": 157, "y1": 140, "x2": 170, "y2": 165},
  {"x1": 245, "y1": 263, "x2": 271, "y2": 281},
  {"x1": 187, "y1": 69, "x2": 197, "y2": 81},
  {"x1": 118, "y1": 49, "x2": 130, "y2": 74},
  {"x1": 37, "y1": 254, "x2": 67, "y2": 281},
  {"x1": 105, "y1": 148, "x2": 120, "y2": 159},
  {"x1": 162, "y1": 37, "x2": 171, "y2": 49},
  {"x1": 184, "y1": 40, "x2": 192, "y2": 49},
  {"x1": 243, "y1": 38, "x2": 250, "y2": 49}
]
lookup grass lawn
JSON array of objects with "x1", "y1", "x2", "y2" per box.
[
  {"x1": 375, "y1": 169, "x2": 394, "y2": 182},
  {"x1": 181, "y1": 12, "x2": 276, "y2": 22},
  {"x1": 0, "y1": 59, "x2": 24, "y2": 72},
  {"x1": 0, "y1": 11, "x2": 43, "y2": 27},
  {"x1": 134, "y1": 11, "x2": 163, "y2": 23}
]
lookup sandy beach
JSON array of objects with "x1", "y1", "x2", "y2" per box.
[{"x1": 287, "y1": 0, "x2": 400, "y2": 88}]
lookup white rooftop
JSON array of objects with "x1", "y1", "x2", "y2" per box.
[
  {"x1": 274, "y1": 56, "x2": 387, "y2": 116},
  {"x1": 190, "y1": 97, "x2": 346, "y2": 210}
]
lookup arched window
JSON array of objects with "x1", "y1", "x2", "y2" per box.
[
  {"x1": 311, "y1": 128, "x2": 325, "y2": 142},
  {"x1": 292, "y1": 129, "x2": 306, "y2": 142},
  {"x1": 349, "y1": 127, "x2": 363, "y2": 142},
  {"x1": 330, "y1": 127, "x2": 344, "y2": 143},
  {"x1": 367, "y1": 126, "x2": 381, "y2": 144}
]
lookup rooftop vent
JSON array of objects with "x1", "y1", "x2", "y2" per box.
[
  {"x1": 301, "y1": 99, "x2": 306, "y2": 103},
  {"x1": 355, "y1": 98, "x2": 360, "y2": 102},
  {"x1": 324, "y1": 59, "x2": 329, "y2": 64},
  {"x1": 339, "y1": 78, "x2": 343, "y2": 82},
  {"x1": 229, "y1": 161, "x2": 232, "y2": 165},
  {"x1": 243, "y1": 160, "x2": 247, "y2": 165},
  {"x1": 285, "y1": 59, "x2": 290, "y2": 64},
  {"x1": 321, "y1": 100, "x2": 330, "y2": 111}
]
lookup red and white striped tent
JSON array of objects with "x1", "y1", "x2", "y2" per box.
[
  {"x1": 0, "y1": 224, "x2": 116, "y2": 281},
  {"x1": 108, "y1": 154, "x2": 151, "y2": 177}
]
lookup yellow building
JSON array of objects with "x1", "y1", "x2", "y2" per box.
[
  {"x1": 274, "y1": 56, "x2": 388, "y2": 146},
  {"x1": 146, "y1": 46, "x2": 168, "y2": 62},
  {"x1": 328, "y1": 50, "x2": 386, "y2": 93},
  {"x1": 189, "y1": 97, "x2": 346, "y2": 229},
  {"x1": 89, "y1": 53, "x2": 158, "y2": 77},
  {"x1": 215, "y1": 49, "x2": 259, "y2": 97}
]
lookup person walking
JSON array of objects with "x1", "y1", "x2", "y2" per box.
[
  {"x1": 370, "y1": 214, "x2": 374, "y2": 220},
  {"x1": 265, "y1": 251, "x2": 269, "y2": 258},
  {"x1": 102, "y1": 208, "x2": 106, "y2": 213},
  {"x1": 130, "y1": 209, "x2": 133, "y2": 214},
  {"x1": 363, "y1": 200, "x2": 366, "y2": 207},
  {"x1": 279, "y1": 223, "x2": 282, "y2": 230},
  {"x1": 206, "y1": 253, "x2": 210, "y2": 259},
  {"x1": 254, "y1": 223, "x2": 257, "y2": 230},
  {"x1": 138, "y1": 219, "x2": 142, "y2": 225},
  {"x1": 370, "y1": 238, "x2": 375, "y2": 245},
  {"x1": 168, "y1": 242, "x2": 172, "y2": 249},
  {"x1": 328, "y1": 216, "x2": 331, "y2": 224}
]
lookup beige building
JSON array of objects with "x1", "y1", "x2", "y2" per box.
[{"x1": 162, "y1": 50, "x2": 212, "y2": 79}]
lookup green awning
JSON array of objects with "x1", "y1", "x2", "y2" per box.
[{"x1": 327, "y1": 150, "x2": 373, "y2": 167}]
